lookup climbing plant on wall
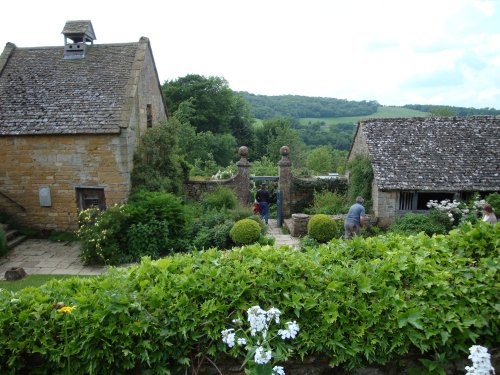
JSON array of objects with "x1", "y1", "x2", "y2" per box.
[{"x1": 347, "y1": 154, "x2": 373, "y2": 210}]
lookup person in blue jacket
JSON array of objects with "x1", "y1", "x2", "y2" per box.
[{"x1": 344, "y1": 196, "x2": 366, "y2": 239}]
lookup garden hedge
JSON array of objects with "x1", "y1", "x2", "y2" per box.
[{"x1": 0, "y1": 222, "x2": 498, "y2": 374}]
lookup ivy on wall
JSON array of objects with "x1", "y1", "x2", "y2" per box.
[{"x1": 347, "y1": 154, "x2": 374, "y2": 209}]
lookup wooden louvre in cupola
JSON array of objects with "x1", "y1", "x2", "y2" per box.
[{"x1": 61, "y1": 20, "x2": 96, "y2": 59}]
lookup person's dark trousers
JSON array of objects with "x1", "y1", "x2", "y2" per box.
[{"x1": 259, "y1": 201, "x2": 269, "y2": 224}]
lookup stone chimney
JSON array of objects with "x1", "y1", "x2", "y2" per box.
[{"x1": 61, "y1": 20, "x2": 96, "y2": 59}]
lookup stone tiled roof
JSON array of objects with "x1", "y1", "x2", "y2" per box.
[
  {"x1": 61, "y1": 20, "x2": 96, "y2": 40},
  {"x1": 0, "y1": 42, "x2": 141, "y2": 135},
  {"x1": 359, "y1": 116, "x2": 500, "y2": 191}
]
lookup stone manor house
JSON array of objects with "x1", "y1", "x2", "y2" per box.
[{"x1": 0, "y1": 20, "x2": 167, "y2": 230}]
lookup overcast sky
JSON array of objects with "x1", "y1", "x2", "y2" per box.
[{"x1": 1, "y1": 0, "x2": 499, "y2": 109}]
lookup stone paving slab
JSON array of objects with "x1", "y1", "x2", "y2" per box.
[
  {"x1": 0, "y1": 239, "x2": 106, "y2": 280},
  {"x1": 267, "y1": 219, "x2": 300, "y2": 249}
]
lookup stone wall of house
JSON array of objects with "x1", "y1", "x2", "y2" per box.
[
  {"x1": 136, "y1": 39, "x2": 168, "y2": 136},
  {"x1": 348, "y1": 123, "x2": 369, "y2": 162},
  {"x1": 372, "y1": 179, "x2": 397, "y2": 227},
  {"x1": 0, "y1": 133, "x2": 132, "y2": 230}
]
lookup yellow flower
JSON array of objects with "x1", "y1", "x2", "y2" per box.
[{"x1": 58, "y1": 306, "x2": 76, "y2": 314}]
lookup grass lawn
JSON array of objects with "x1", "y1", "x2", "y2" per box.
[
  {"x1": 0, "y1": 274, "x2": 91, "y2": 293},
  {"x1": 299, "y1": 106, "x2": 430, "y2": 126}
]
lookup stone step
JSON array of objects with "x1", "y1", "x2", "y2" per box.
[
  {"x1": 7, "y1": 234, "x2": 27, "y2": 250},
  {"x1": 2, "y1": 223, "x2": 28, "y2": 250},
  {"x1": 5, "y1": 229, "x2": 18, "y2": 241}
]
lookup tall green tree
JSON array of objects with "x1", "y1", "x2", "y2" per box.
[
  {"x1": 255, "y1": 118, "x2": 305, "y2": 166},
  {"x1": 163, "y1": 74, "x2": 233, "y2": 134},
  {"x1": 131, "y1": 119, "x2": 188, "y2": 194},
  {"x1": 229, "y1": 94, "x2": 256, "y2": 149}
]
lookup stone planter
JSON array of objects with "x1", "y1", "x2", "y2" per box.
[{"x1": 4, "y1": 267, "x2": 27, "y2": 281}]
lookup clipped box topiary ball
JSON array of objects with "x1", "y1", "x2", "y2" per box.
[
  {"x1": 230, "y1": 219, "x2": 261, "y2": 245},
  {"x1": 307, "y1": 214, "x2": 339, "y2": 243}
]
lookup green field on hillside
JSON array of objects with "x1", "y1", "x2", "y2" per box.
[{"x1": 299, "y1": 106, "x2": 429, "y2": 125}]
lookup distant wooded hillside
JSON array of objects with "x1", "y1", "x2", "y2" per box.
[
  {"x1": 237, "y1": 91, "x2": 499, "y2": 120},
  {"x1": 402, "y1": 104, "x2": 500, "y2": 116},
  {"x1": 237, "y1": 92, "x2": 379, "y2": 119}
]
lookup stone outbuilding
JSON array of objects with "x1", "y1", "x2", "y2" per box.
[
  {"x1": 0, "y1": 20, "x2": 167, "y2": 230},
  {"x1": 348, "y1": 116, "x2": 500, "y2": 226}
]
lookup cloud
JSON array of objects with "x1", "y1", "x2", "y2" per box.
[
  {"x1": 458, "y1": 53, "x2": 487, "y2": 71},
  {"x1": 403, "y1": 68, "x2": 465, "y2": 89}
]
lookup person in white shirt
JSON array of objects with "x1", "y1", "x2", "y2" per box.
[{"x1": 482, "y1": 204, "x2": 497, "y2": 224}]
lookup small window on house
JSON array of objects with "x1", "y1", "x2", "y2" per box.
[
  {"x1": 146, "y1": 104, "x2": 152, "y2": 128},
  {"x1": 76, "y1": 188, "x2": 106, "y2": 211},
  {"x1": 399, "y1": 192, "x2": 414, "y2": 211}
]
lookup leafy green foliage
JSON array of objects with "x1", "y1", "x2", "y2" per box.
[
  {"x1": 127, "y1": 191, "x2": 188, "y2": 244},
  {"x1": 162, "y1": 75, "x2": 255, "y2": 150},
  {"x1": 1, "y1": 223, "x2": 497, "y2": 373},
  {"x1": 0, "y1": 225, "x2": 7, "y2": 256},
  {"x1": 485, "y1": 192, "x2": 500, "y2": 214},
  {"x1": 78, "y1": 192, "x2": 188, "y2": 265},
  {"x1": 298, "y1": 122, "x2": 355, "y2": 151},
  {"x1": 307, "y1": 214, "x2": 341, "y2": 243},
  {"x1": 389, "y1": 212, "x2": 449, "y2": 236},
  {"x1": 254, "y1": 118, "x2": 305, "y2": 166},
  {"x1": 307, "y1": 191, "x2": 348, "y2": 215},
  {"x1": 230, "y1": 219, "x2": 261, "y2": 245},
  {"x1": 347, "y1": 154, "x2": 373, "y2": 210},
  {"x1": 250, "y1": 156, "x2": 278, "y2": 176},
  {"x1": 187, "y1": 201, "x2": 261, "y2": 251},
  {"x1": 201, "y1": 187, "x2": 238, "y2": 211},
  {"x1": 131, "y1": 119, "x2": 188, "y2": 194}
]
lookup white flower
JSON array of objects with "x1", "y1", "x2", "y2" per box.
[
  {"x1": 237, "y1": 338, "x2": 247, "y2": 346},
  {"x1": 221, "y1": 329, "x2": 235, "y2": 348},
  {"x1": 273, "y1": 366, "x2": 285, "y2": 375},
  {"x1": 232, "y1": 318, "x2": 242, "y2": 325},
  {"x1": 247, "y1": 305, "x2": 268, "y2": 336},
  {"x1": 266, "y1": 307, "x2": 281, "y2": 324},
  {"x1": 465, "y1": 345, "x2": 495, "y2": 375},
  {"x1": 278, "y1": 321, "x2": 300, "y2": 339},
  {"x1": 254, "y1": 346, "x2": 272, "y2": 364}
]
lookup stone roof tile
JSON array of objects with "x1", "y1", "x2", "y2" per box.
[
  {"x1": 0, "y1": 42, "x2": 140, "y2": 135},
  {"x1": 360, "y1": 116, "x2": 500, "y2": 191}
]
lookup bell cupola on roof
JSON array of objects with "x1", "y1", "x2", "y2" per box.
[{"x1": 61, "y1": 20, "x2": 96, "y2": 59}]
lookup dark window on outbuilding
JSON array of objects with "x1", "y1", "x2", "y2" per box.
[
  {"x1": 416, "y1": 192, "x2": 454, "y2": 210},
  {"x1": 76, "y1": 188, "x2": 106, "y2": 211},
  {"x1": 147, "y1": 104, "x2": 152, "y2": 128}
]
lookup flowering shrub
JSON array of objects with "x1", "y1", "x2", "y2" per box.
[
  {"x1": 221, "y1": 306, "x2": 299, "y2": 375},
  {"x1": 465, "y1": 345, "x2": 495, "y2": 375},
  {"x1": 78, "y1": 192, "x2": 187, "y2": 265},
  {"x1": 427, "y1": 199, "x2": 471, "y2": 224},
  {"x1": 211, "y1": 165, "x2": 236, "y2": 180},
  {"x1": 427, "y1": 195, "x2": 495, "y2": 226}
]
